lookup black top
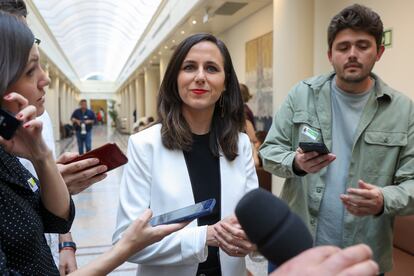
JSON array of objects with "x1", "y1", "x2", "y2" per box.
[
  {"x1": 0, "y1": 146, "x2": 75, "y2": 275},
  {"x1": 183, "y1": 133, "x2": 221, "y2": 276}
]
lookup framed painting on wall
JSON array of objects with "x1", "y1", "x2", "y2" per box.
[{"x1": 245, "y1": 31, "x2": 273, "y2": 131}]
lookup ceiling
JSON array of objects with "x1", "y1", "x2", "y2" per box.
[
  {"x1": 29, "y1": 0, "x2": 272, "y2": 90},
  {"x1": 32, "y1": 0, "x2": 162, "y2": 82},
  {"x1": 119, "y1": 0, "x2": 272, "y2": 84}
]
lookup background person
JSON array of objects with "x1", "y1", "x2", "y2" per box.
[
  {"x1": 71, "y1": 99, "x2": 96, "y2": 154},
  {"x1": 239, "y1": 83, "x2": 260, "y2": 166},
  {"x1": 113, "y1": 33, "x2": 258, "y2": 276},
  {"x1": 260, "y1": 4, "x2": 414, "y2": 274}
]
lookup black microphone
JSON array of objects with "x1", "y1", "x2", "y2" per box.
[{"x1": 235, "y1": 188, "x2": 313, "y2": 266}]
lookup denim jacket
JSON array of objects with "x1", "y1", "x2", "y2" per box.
[{"x1": 260, "y1": 72, "x2": 414, "y2": 272}]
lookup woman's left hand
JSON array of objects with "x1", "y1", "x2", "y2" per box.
[
  {"x1": 0, "y1": 92, "x2": 47, "y2": 160},
  {"x1": 213, "y1": 214, "x2": 256, "y2": 257},
  {"x1": 117, "y1": 209, "x2": 188, "y2": 255}
]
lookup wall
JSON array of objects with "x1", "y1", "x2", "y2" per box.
[
  {"x1": 314, "y1": 0, "x2": 414, "y2": 98},
  {"x1": 219, "y1": 4, "x2": 273, "y2": 84}
]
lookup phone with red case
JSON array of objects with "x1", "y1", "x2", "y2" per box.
[{"x1": 65, "y1": 143, "x2": 128, "y2": 172}]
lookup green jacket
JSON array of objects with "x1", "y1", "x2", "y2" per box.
[{"x1": 260, "y1": 72, "x2": 414, "y2": 272}]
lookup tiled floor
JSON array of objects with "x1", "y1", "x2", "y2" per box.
[{"x1": 58, "y1": 125, "x2": 267, "y2": 275}]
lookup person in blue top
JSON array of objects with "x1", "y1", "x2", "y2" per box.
[{"x1": 71, "y1": 99, "x2": 96, "y2": 154}]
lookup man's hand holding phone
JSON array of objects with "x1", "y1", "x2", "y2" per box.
[
  {"x1": 294, "y1": 146, "x2": 336, "y2": 174},
  {"x1": 61, "y1": 143, "x2": 127, "y2": 194},
  {"x1": 56, "y1": 152, "x2": 108, "y2": 195}
]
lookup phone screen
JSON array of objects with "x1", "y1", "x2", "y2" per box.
[{"x1": 150, "y1": 199, "x2": 216, "y2": 226}]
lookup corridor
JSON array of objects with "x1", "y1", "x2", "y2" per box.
[
  {"x1": 58, "y1": 125, "x2": 134, "y2": 274},
  {"x1": 59, "y1": 125, "x2": 267, "y2": 275}
]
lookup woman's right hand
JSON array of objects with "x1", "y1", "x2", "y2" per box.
[
  {"x1": 211, "y1": 215, "x2": 256, "y2": 257},
  {"x1": 0, "y1": 92, "x2": 49, "y2": 161},
  {"x1": 115, "y1": 209, "x2": 188, "y2": 256}
]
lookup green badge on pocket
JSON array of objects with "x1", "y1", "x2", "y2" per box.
[{"x1": 302, "y1": 126, "x2": 319, "y2": 141}]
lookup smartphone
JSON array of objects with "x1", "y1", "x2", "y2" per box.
[
  {"x1": 299, "y1": 142, "x2": 330, "y2": 154},
  {"x1": 0, "y1": 108, "x2": 21, "y2": 140},
  {"x1": 65, "y1": 143, "x2": 128, "y2": 172},
  {"x1": 150, "y1": 198, "x2": 216, "y2": 226}
]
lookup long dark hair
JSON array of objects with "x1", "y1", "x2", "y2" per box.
[
  {"x1": 157, "y1": 33, "x2": 244, "y2": 161},
  {"x1": 0, "y1": 11, "x2": 34, "y2": 99}
]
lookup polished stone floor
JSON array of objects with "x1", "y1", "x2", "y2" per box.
[{"x1": 58, "y1": 125, "x2": 267, "y2": 275}]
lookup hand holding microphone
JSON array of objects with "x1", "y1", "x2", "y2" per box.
[
  {"x1": 235, "y1": 189, "x2": 379, "y2": 275},
  {"x1": 235, "y1": 188, "x2": 313, "y2": 265}
]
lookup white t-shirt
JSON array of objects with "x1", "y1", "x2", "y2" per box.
[{"x1": 18, "y1": 111, "x2": 59, "y2": 266}]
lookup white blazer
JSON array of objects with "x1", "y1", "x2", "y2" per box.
[{"x1": 113, "y1": 124, "x2": 258, "y2": 276}]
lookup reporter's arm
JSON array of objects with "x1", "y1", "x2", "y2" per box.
[
  {"x1": 1, "y1": 93, "x2": 70, "y2": 219},
  {"x1": 270, "y1": 244, "x2": 378, "y2": 276},
  {"x1": 32, "y1": 149, "x2": 71, "y2": 219},
  {"x1": 70, "y1": 210, "x2": 187, "y2": 276}
]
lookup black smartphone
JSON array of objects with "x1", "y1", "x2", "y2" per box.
[
  {"x1": 150, "y1": 198, "x2": 216, "y2": 226},
  {"x1": 299, "y1": 142, "x2": 330, "y2": 154},
  {"x1": 0, "y1": 108, "x2": 21, "y2": 140}
]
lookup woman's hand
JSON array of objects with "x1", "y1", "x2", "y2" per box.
[
  {"x1": 0, "y1": 92, "x2": 49, "y2": 161},
  {"x1": 69, "y1": 210, "x2": 188, "y2": 276},
  {"x1": 115, "y1": 209, "x2": 188, "y2": 256},
  {"x1": 213, "y1": 214, "x2": 256, "y2": 257}
]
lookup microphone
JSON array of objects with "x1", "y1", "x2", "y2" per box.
[{"x1": 235, "y1": 188, "x2": 313, "y2": 266}]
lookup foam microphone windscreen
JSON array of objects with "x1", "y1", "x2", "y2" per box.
[{"x1": 235, "y1": 188, "x2": 313, "y2": 265}]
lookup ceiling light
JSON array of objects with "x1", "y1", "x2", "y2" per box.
[
  {"x1": 181, "y1": 30, "x2": 185, "y2": 35},
  {"x1": 158, "y1": 51, "x2": 162, "y2": 55},
  {"x1": 192, "y1": 20, "x2": 197, "y2": 25},
  {"x1": 164, "y1": 45, "x2": 168, "y2": 49},
  {"x1": 172, "y1": 39, "x2": 176, "y2": 43}
]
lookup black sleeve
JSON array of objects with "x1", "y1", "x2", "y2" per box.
[
  {"x1": 40, "y1": 197, "x2": 76, "y2": 234},
  {"x1": 0, "y1": 241, "x2": 21, "y2": 275}
]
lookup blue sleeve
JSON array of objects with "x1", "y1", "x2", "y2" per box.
[
  {"x1": 89, "y1": 110, "x2": 96, "y2": 122},
  {"x1": 71, "y1": 109, "x2": 78, "y2": 120}
]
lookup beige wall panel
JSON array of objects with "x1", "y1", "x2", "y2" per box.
[{"x1": 219, "y1": 4, "x2": 273, "y2": 84}]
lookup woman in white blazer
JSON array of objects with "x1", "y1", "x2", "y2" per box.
[{"x1": 113, "y1": 33, "x2": 258, "y2": 276}]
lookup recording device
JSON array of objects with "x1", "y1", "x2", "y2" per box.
[
  {"x1": 299, "y1": 142, "x2": 330, "y2": 154},
  {"x1": 64, "y1": 143, "x2": 128, "y2": 172},
  {"x1": 150, "y1": 198, "x2": 216, "y2": 226},
  {"x1": 235, "y1": 188, "x2": 313, "y2": 266},
  {"x1": 0, "y1": 108, "x2": 21, "y2": 140}
]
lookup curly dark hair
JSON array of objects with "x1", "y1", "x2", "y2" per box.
[
  {"x1": 157, "y1": 33, "x2": 245, "y2": 161},
  {"x1": 328, "y1": 4, "x2": 383, "y2": 50}
]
